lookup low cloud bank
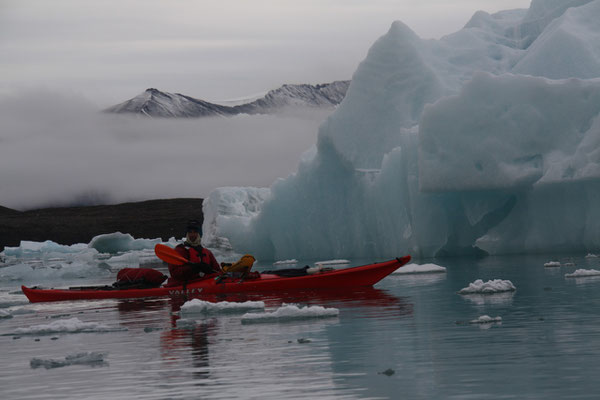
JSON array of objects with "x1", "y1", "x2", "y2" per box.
[{"x1": 0, "y1": 90, "x2": 326, "y2": 210}]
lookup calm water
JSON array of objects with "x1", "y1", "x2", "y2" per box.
[{"x1": 2, "y1": 254, "x2": 600, "y2": 399}]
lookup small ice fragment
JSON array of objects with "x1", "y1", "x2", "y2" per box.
[
  {"x1": 393, "y1": 263, "x2": 446, "y2": 274},
  {"x1": 180, "y1": 299, "x2": 265, "y2": 315},
  {"x1": 544, "y1": 261, "x2": 561, "y2": 267},
  {"x1": 273, "y1": 259, "x2": 298, "y2": 266},
  {"x1": 315, "y1": 259, "x2": 350, "y2": 266},
  {"x1": 30, "y1": 352, "x2": 108, "y2": 369},
  {"x1": 565, "y1": 269, "x2": 600, "y2": 278},
  {"x1": 14, "y1": 317, "x2": 125, "y2": 335},
  {"x1": 469, "y1": 315, "x2": 502, "y2": 324},
  {"x1": 241, "y1": 304, "x2": 339, "y2": 324},
  {"x1": 458, "y1": 279, "x2": 516, "y2": 294}
]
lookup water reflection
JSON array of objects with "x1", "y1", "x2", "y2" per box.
[
  {"x1": 459, "y1": 292, "x2": 515, "y2": 306},
  {"x1": 160, "y1": 319, "x2": 215, "y2": 380}
]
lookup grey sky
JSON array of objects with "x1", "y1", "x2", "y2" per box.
[
  {"x1": 0, "y1": 0, "x2": 533, "y2": 211},
  {"x1": 1, "y1": 0, "x2": 531, "y2": 107}
]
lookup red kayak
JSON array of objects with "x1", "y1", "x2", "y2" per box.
[{"x1": 22, "y1": 256, "x2": 410, "y2": 303}]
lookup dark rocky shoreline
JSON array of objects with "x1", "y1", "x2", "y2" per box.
[{"x1": 0, "y1": 198, "x2": 204, "y2": 251}]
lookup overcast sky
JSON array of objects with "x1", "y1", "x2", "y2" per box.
[
  {"x1": 0, "y1": 0, "x2": 532, "y2": 211},
  {"x1": 1, "y1": 0, "x2": 531, "y2": 106}
]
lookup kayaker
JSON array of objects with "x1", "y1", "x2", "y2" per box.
[{"x1": 168, "y1": 220, "x2": 222, "y2": 282}]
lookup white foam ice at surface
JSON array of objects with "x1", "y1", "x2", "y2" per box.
[
  {"x1": 544, "y1": 261, "x2": 561, "y2": 267},
  {"x1": 273, "y1": 259, "x2": 298, "y2": 265},
  {"x1": 203, "y1": 0, "x2": 600, "y2": 261},
  {"x1": 565, "y1": 269, "x2": 600, "y2": 277},
  {"x1": 392, "y1": 263, "x2": 446, "y2": 274},
  {"x1": 241, "y1": 304, "x2": 339, "y2": 324},
  {"x1": 315, "y1": 259, "x2": 350, "y2": 266},
  {"x1": 469, "y1": 315, "x2": 502, "y2": 324},
  {"x1": 179, "y1": 299, "x2": 265, "y2": 315},
  {"x1": 458, "y1": 279, "x2": 516, "y2": 294},
  {"x1": 30, "y1": 352, "x2": 108, "y2": 369},
  {"x1": 13, "y1": 317, "x2": 126, "y2": 335},
  {"x1": 88, "y1": 232, "x2": 161, "y2": 254}
]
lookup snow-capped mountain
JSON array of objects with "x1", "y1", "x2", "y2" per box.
[{"x1": 105, "y1": 81, "x2": 350, "y2": 118}]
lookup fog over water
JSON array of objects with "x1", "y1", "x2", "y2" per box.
[{"x1": 0, "y1": 90, "x2": 326, "y2": 210}]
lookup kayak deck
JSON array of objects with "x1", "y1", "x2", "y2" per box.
[{"x1": 22, "y1": 256, "x2": 410, "y2": 303}]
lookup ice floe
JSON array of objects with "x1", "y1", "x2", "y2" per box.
[
  {"x1": 30, "y1": 352, "x2": 108, "y2": 369},
  {"x1": 241, "y1": 304, "x2": 339, "y2": 324},
  {"x1": 179, "y1": 299, "x2": 265, "y2": 315},
  {"x1": 565, "y1": 269, "x2": 600, "y2": 278},
  {"x1": 12, "y1": 317, "x2": 126, "y2": 335},
  {"x1": 585, "y1": 253, "x2": 599, "y2": 258},
  {"x1": 458, "y1": 279, "x2": 516, "y2": 294},
  {"x1": 392, "y1": 263, "x2": 446, "y2": 274}
]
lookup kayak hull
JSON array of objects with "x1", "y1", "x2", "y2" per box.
[{"x1": 22, "y1": 256, "x2": 410, "y2": 303}]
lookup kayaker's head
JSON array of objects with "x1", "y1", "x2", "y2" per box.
[{"x1": 185, "y1": 220, "x2": 201, "y2": 243}]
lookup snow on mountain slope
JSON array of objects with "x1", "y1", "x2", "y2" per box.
[{"x1": 105, "y1": 81, "x2": 350, "y2": 118}]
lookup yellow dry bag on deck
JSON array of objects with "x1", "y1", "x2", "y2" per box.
[{"x1": 221, "y1": 254, "x2": 256, "y2": 274}]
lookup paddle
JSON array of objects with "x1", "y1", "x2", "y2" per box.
[{"x1": 154, "y1": 243, "x2": 188, "y2": 265}]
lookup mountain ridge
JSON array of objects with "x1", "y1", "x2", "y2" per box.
[{"x1": 105, "y1": 80, "x2": 350, "y2": 118}]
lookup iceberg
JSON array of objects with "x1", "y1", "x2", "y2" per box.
[
  {"x1": 203, "y1": 0, "x2": 600, "y2": 260},
  {"x1": 88, "y1": 232, "x2": 161, "y2": 254}
]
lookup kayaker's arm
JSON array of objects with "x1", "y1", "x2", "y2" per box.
[{"x1": 189, "y1": 262, "x2": 215, "y2": 275}]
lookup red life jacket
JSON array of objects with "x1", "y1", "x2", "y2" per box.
[{"x1": 167, "y1": 245, "x2": 221, "y2": 283}]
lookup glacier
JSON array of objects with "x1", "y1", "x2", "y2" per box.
[{"x1": 203, "y1": 0, "x2": 600, "y2": 260}]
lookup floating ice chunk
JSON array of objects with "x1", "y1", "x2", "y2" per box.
[
  {"x1": 315, "y1": 259, "x2": 350, "y2": 266},
  {"x1": 469, "y1": 315, "x2": 502, "y2": 324},
  {"x1": 544, "y1": 261, "x2": 561, "y2": 267},
  {"x1": 393, "y1": 263, "x2": 446, "y2": 274},
  {"x1": 273, "y1": 259, "x2": 298, "y2": 265},
  {"x1": 241, "y1": 304, "x2": 339, "y2": 324},
  {"x1": 13, "y1": 317, "x2": 126, "y2": 335},
  {"x1": 88, "y1": 232, "x2": 161, "y2": 254},
  {"x1": 458, "y1": 279, "x2": 516, "y2": 294},
  {"x1": 585, "y1": 253, "x2": 599, "y2": 258},
  {"x1": 565, "y1": 269, "x2": 600, "y2": 278},
  {"x1": 30, "y1": 352, "x2": 108, "y2": 369},
  {"x1": 180, "y1": 299, "x2": 265, "y2": 315}
]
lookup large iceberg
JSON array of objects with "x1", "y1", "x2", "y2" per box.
[{"x1": 203, "y1": 0, "x2": 600, "y2": 260}]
